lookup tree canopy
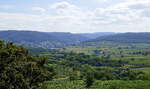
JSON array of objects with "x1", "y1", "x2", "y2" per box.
[{"x1": 0, "y1": 40, "x2": 54, "y2": 89}]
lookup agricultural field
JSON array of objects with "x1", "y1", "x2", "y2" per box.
[
  {"x1": 61, "y1": 43, "x2": 150, "y2": 68},
  {"x1": 31, "y1": 42, "x2": 150, "y2": 89}
]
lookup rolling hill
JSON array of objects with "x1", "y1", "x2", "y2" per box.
[
  {"x1": 0, "y1": 30, "x2": 88, "y2": 48},
  {"x1": 87, "y1": 32, "x2": 150, "y2": 44},
  {"x1": 79, "y1": 32, "x2": 116, "y2": 39},
  {"x1": 1, "y1": 31, "x2": 150, "y2": 48}
]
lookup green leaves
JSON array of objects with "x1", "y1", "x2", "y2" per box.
[{"x1": 0, "y1": 41, "x2": 53, "y2": 89}]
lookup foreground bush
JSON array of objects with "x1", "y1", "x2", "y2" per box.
[{"x1": 0, "y1": 41, "x2": 53, "y2": 89}]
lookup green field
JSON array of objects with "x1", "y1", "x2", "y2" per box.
[
  {"x1": 46, "y1": 80, "x2": 150, "y2": 89},
  {"x1": 31, "y1": 43, "x2": 150, "y2": 89}
]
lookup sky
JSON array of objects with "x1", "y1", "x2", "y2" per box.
[{"x1": 0, "y1": 0, "x2": 150, "y2": 33}]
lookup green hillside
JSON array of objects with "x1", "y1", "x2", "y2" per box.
[
  {"x1": 0, "y1": 30, "x2": 88, "y2": 48},
  {"x1": 79, "y1": 32, "x2": 116, "y2": 39},
  {"x1": 88, "y1": 33, "x2": 150, "y2": 44}
]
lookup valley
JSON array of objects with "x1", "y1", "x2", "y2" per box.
[{"x1": 0, "y1": 31, "x2": 150, "y2": 89}]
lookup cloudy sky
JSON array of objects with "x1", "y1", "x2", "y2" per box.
[{"x1": 0, "y1": 0, "x2": 150, "y2": 33}]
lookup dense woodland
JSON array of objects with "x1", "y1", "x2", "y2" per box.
[{"x1": 0, "y1": 31, "x2": 150, "y2": 89}]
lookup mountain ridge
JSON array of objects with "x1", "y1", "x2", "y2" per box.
[
  {"x1": 87, "y1": 32, "x2": 150, "y2": 44},
  {"x1": 0, "y1": 30, "x2": 88, "y2": 48}
]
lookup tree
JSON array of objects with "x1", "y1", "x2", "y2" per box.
[
  {"x1": 84, "y1": 71, "x2": 95, "y2": 88},
  {"x1": 0, "y1": 41, "x2": 54, "y2": 89},
  {"x1": 82, "y1": 65, "x2": 95, "y2": 88},
  {"x1": 68, "y1": 68, "x2": 80, "y2": 81}
]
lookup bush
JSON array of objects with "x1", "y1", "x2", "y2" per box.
[
  {"x1": 0, "y1": 41, "x2": 54, "y2": 89},
  {"x1": 84, "y1": 71, "x2": 95, "y2": 88}
]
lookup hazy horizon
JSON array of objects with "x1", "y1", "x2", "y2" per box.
[{"x1": 0, "y1": 30, "x2": 149, "y2": 34}]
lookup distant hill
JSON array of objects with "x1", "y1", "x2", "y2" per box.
[
  {"x1": 0, "y1": 30, "x2": 88, "y2": 48},
  {"x1": 79, "y1": 32, "x2": 116, "y2": 39},
  {"x1": 1, "y1": 31, "x2": 149, "y2": 48},
  {"x1": 88, "y1": 33, "x2": 150, "y2": 44}
]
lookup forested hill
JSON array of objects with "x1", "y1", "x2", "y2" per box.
[
  {"x1": 0, "y1": 30, "x2": 88, "y2": 48},
  {"x1": 79, "y1": 32, "x2": 116, "y2": 39},
  {"x1": 87, "y1": 33, "x2": 150, "y2": 44}
]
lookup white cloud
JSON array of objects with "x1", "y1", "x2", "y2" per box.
[
  {"x1": 0, "y1": 1, "x2": 150, "y2": 33},
  {"x1": 48, "y1": 2, "x2": 83, "y2": 17},
  {"x1": 93, "y1": 0, "x2": 150, "y2": 23}
]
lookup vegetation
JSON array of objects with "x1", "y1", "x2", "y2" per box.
[
  {"x1": 31, "y1": 44, "x2": 150, "y2": 89},
  {"x1": 88, "y1": 32, "x2": 150, "y2": 44},
  {"x1": 1, "y1": 32, "x2": 150, "y2": 89},
  {"x1": 46, "y1": 80, "x2": 150, "y2": 89},
  {"x1": 84, "y1": 71, "x2": 95, "y2": 88},
  {"x1": 0, "y1": 41, "x2": 54, "y2": 89},
  {"x1": 78, "y1": 32, "x2": 115, "y2": 39},
  {"x1": 0, "y1": 30, "x2": 88, "y2": 48}
]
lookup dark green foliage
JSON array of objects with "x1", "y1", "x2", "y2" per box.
[
  {"x1": 84, "y1": 71, "x2": 95, "y2": 88},
  {"x1": 0, "y1": 41, "x2": 54, "y2": 89},
  {"x1": 68, "y1": 68, "x2": 80, "y2": 81}
]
